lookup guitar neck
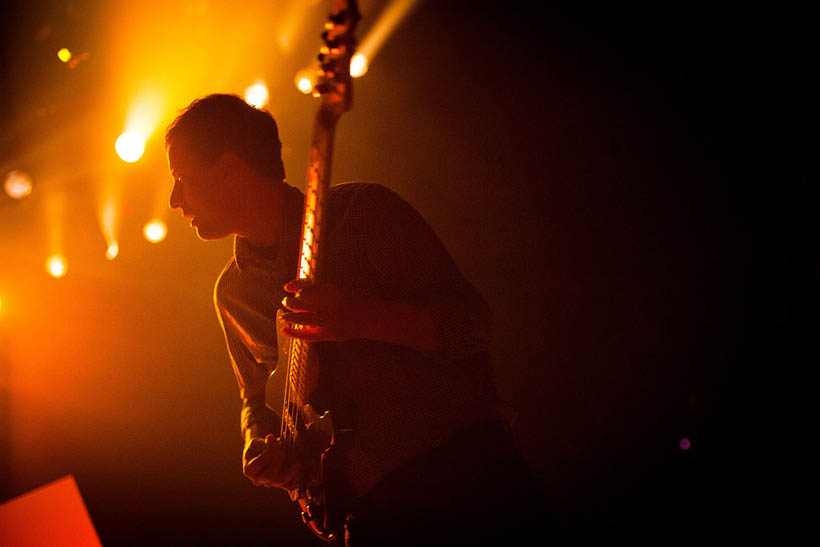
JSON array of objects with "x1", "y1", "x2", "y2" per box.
[{"x1": 297, "y1": 110, "x2": 338, "y2": 283}]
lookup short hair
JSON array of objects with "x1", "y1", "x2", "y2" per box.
[{"x1": 165, "y1": 93, "x2": 286, "y2": 181}]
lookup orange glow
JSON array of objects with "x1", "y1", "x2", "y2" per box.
[
  {"x1": 105, "y1": 242, "x2": 120, "y2": 260},
  {"x1": 4, "y1": 170, "x2": 33, "y2": 199},
  {"x1": 350, "y1": 53, "x2": 368, "y2": 78},
  {"x1": 143, "y1": 219, "x2": 167, "y2": 243},
  {"x1": 45, "y1": 254, "x2": 68, "y2": 278},
  {"x1": 356, "y1": 0, "x2": 420, "y2": 72},
  {"x1": 114, "y1": 87, "x2": 163, "y2": 165},
  {"x1": 244, "y1": 79, "x2": 269, "y2": 108},
  {"x1": 295, "y1": 69, "x2": 314, "y2": 94},
  {"x1": 99, "y1": 196, "x2": 118, "y2": 259},
  {"x1": 57, "y1": 48, "x2": 72, "y2": 63},
  {"x1": 115, "y1": 131, "x2": 145, "y2": 163},
  {"x1": 276, "y1": 1, "x2": 309, "y2": 54}
]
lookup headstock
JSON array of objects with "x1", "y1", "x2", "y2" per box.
[{"x1": 313, "y1": 0, "x2": 361, "y2": 123}]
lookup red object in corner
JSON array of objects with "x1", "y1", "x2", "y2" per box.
[{"x1": 0, "y1": 475, "x2": 102, "y2": 547}]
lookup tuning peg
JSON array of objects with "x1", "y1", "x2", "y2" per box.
[
  {"x1": 313, "y1": 83, "x2": 332, "y2": 97},
  {"x1": 328, "y1": 11, "x2": 347, "y2": 25}
]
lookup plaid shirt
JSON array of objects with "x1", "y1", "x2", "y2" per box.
[{"x1": 214, "y1": 182, "x2": 498, "y2": 499}]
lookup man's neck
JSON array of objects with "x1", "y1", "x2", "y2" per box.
[{"x1": 239, "y1": 178, "x2": 287, "y2": 248}]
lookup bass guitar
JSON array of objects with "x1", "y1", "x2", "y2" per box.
[{"x1": 265, "y1": 0, "x2": 361, "y2": 542}]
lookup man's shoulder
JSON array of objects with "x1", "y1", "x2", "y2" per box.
[
  {"x1": 330, "y1": 181, "x2": 389, "y2": 198},
  {"x1": 329, "y1": 182, "x2": 411, "y2": 213}
]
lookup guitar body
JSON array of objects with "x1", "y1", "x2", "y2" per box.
[
  {"x1": 263, "y1": 1, "x2": 361, "y2": 541},
  {"x1": 265, "y1": 310, "x2": 345, "y2": 541}
]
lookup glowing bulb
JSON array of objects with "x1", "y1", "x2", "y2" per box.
[
  {"x1": 4, "y1": 170, "x2": 33, "y2": 199},
  {"x1": 45, "y1": 254, "x2": 68, "y2": 278},
  {"x1": 350, "y1": 53, "x2": 368, "y2": 78},
  {"x1": 105, "y1": 242, "x2": 120, "y2": 260},
  {"x1": 295, "y1": 69, "x2": 315, "y2": 94},
  {"x1": 57, "y1": 48, "x2": 72, "y2": 63},
  {"x1": 298, "y1": 78, "x2": 313, "y2": 94},
  {"x1": 143, "y1": 220, "x2": 167, "y2": 243},
  {"x1": 244, "y1": 80, "x2": 269, "y2": 108},
  {"x1": 115, "y1": 131, "x2": 145, "y2": 163}
]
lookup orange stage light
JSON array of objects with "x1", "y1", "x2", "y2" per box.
[
  {"x1": 105, "y1": 242, "x2": 120, "y2": 260},
  {"x1": 57, "y1": 48, "x2": 72, "y2": 63},
  {"x1": 143, "y1": 220, "x2": 167, "y2": 243},
  {"x1": 4, "y1": 170, "x2": 33, "y2": 199},
  {"x1": 295, "y1": 69, "x2": 315, "y2": 95},
  {"x1": 355, "y1": 0, "x2": 419, "y2": 75},
  {"x1": 350, "y1": 53, "x2": 368, "y2": 78},
  {"x1": 244, "y1": 80, "x2": 270, "y2": 108},
  {"x1": 115, "y1": 131, "x2": 145, "y2": 163},
  {"x1": 45, "y1": 254, "x2": 68, "y2": 279}
]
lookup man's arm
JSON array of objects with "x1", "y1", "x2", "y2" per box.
[
  {"x1": 281, "y1": 184, "x2": 490, "y2": 359},
  {"x1": 281, "y1": 279, "x2": 442, "y2": 353},
  {"x1": 215, "y1": 274, "x2": 300, "y2": 490}
]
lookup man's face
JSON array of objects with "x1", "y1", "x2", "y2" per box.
[{"x1": 168, "y1": 142, "x2": 240, "y2": 241}]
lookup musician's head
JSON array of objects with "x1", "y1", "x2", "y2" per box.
[
  {"x1": 165, "y1": 94, "x2": 286, "y2": 241},
  {"x1": 166, "y1": 93, "x2": 285, "y2": 182}
]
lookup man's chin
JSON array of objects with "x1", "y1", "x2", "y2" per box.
[{"x1": 194, "y1": 225, "x2": 225, "y2": 241}]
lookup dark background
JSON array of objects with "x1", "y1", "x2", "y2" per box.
[{"x1": 1, "y1": 1, "x2": 805, "y2": 544}]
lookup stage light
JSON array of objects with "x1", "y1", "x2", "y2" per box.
[
  {"x1": 143, "y1": 220, "x2": 167, "y2": 243},
  {"x1": 57, "y1": 48, "x2": 72, "y2": 63},
  {"x1": 350, "y1": 53, "x2": 368, "y2": 78},
  {"x1": 4, "y1": 170, "x2": 33, "y2": 199},
  {"x1": 105, "y1": 242, "x2": 119, "y2": 260},
  {"x1": 355, "y1": 0, "x2": 419, "y2": 74},
  {"x1": 45, "y1": 254, "x2": 68, "y2": 279},
  {"x1": 295, "y1": 69, "x2": 314, "y2": 95},
  {"x1": 115, "y1": 131, "x2": 145, "y2": 163},
  {"x1": 244, "y1": 80, "x2": 269, "y2": 108}
]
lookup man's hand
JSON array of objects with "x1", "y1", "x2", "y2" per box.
[
  {"x1": 281, "y1": 278, "x2": 442, "y2": 352},
  {"x1": 281, "y1": 279, "x2": 363, "y2": 342},
  {"x1": 242, "y1": 434, "x2": 301, "y2": 490}
]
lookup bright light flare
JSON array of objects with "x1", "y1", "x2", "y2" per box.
[
  {"x1": 244, "y1": 80, "x2": 270, "y2": 108},
  {"x1": 117, "y1": 87, "x2": 163, "y2": 163},
  {"x1": 57, "y1": 48, "x2": 72, "y2": 63},
  {"x1": 4, "y1": 170, "x2": 33, "y2": 199},
  {"x1": 295, "y1": 69, "x2": 314, "y2": 94},
  {"x1": 355, "y1": 0, "x2": 420, "y2": 73},
  {"x1": 45, "y1": 254, "x2": 68, "y2": 278},
  {"x1": 105, "y1": 242, "x2": 120, "y2": 260},
  {"x1": 143, "y1": 219, "x2": 167, "y2": 243},
  {"x1": 350, "y1": 53, "x2": 368, "y2": 78},
  {"x1": 115, "y1": 131, "x2": 146, "y2": 163}
]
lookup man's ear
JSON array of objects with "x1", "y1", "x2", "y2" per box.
[{"x1": 216, "y1": 151, "x2": 243, "y2": 179}]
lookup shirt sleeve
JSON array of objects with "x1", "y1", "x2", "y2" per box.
[
  {"x1": 355, "y1": 185, "x2": 492, "y2": 362},
  {"x1": 214, "y1": 268, "x2": 278, "y2": 438}
]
